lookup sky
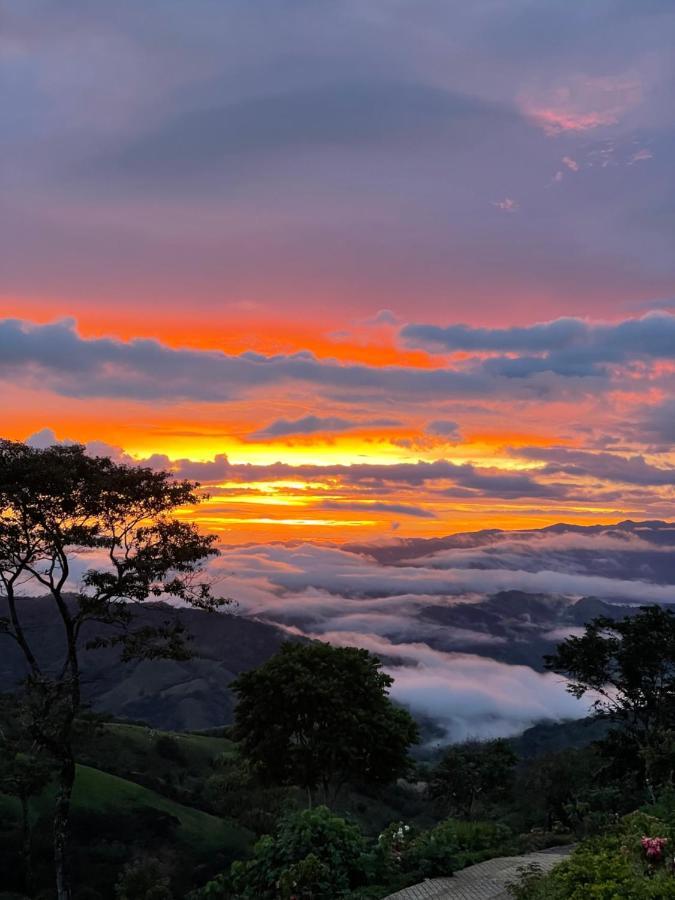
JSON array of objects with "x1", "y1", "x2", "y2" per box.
[{"x1": 3, "y1": 0, "x2": 675, "y2": 543}]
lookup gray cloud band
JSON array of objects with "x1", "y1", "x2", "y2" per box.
[
  {"x1": 5, "y1": 314, "x2": 667, "y2": 405},
  {"x1": 402, "y1": 312, "x2": 675, "y2": 377}
]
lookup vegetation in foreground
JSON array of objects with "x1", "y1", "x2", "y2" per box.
[
  {"x1": 6, "y1": 599, "x2": 675, "y2": 900},
  {"x1": 508, "y1": 804, "x2": 675, "y2": 899}
]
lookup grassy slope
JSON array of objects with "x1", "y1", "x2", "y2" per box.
[
  {"x1": 75, "y1": 721, "x2": 237, "y2": 780},
  {"x1": 1, "y1": 723, "x2": 252, "y2": 859},
  {"x1": 0, "y1": 722, "x2": 253, "y2": 898},
  {"x1": 73, "y1": 764, "x2": 249, "y2": 852}
]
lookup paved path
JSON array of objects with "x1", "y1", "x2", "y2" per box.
[{"x1": 382, "y1": 846, "x2": 572, "y2": 900}]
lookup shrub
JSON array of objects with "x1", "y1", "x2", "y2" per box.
[
  {"x1": 405, "y1": 818, "x2": 512, "y2": 879},
  {"x1": 373, "y1": 817, "x2": 512, "y2": 887},
  {"x1": 226, "y1": 806, "x2": 369, "y2": 899},
  {"x1": 115, "y1": 857, "x2": 173, "y2": 900},
  {"x1": 508, "y1": 810, "x2": 675, "y2": 899}
]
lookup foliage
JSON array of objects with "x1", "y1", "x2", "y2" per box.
[
  {"x1": 403, "y1": 818, "x2": 512, "y2": 881},
  {"x1": 0, "y1": 749, "x2": 53, "y2": 808},
  {"x1": 0, "y1": 717, "x2": 54, "y2": 894},
  {"x1": 513, "y1": 746, "x2": 593, "y2": 832},
  {"x1": 211, "y1": 806, "x2": 370, "y2": 899},
  {"x1": 205, "y1": 753, "x2": 289, "y2": 835},
  {"x1": 232, "y1": 642, "x2": 418, "y2": 801},
  {"x1": 114, "y1": 857, "x2": 173, "y2": 900},
  {"x1": 368, "y1": 816, "x2": 513, "y2": 893},
  {"x1": 509, "y1": 718, "x2": 612, "y2": 759},
  {"x1": 72, "y1": 722, "x2": 238, "y2": 812},
  {"x1": 429, "y1": 739, "x2": 517, "y2": 817},
  {"x1": 508, "y1": 808, "x2": 675, "y2": 899},
  {"x1": 546, "y1": 606, "x2": 675, "y2": 797},
  {"x1": 3, "y1": 707, "x2": 656, "y2": 899}
]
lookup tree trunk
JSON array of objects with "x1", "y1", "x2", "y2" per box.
[
  {"x1": 54, "y1": 754, "x2": 75, "y2": 900},
  {"x1": 20, "y1": 795, "x2": 32, "y2": 895}
]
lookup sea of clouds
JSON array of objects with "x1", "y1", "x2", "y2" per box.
[{"x1": 200, "y1": 522, "x2": 675, "y2": 741}]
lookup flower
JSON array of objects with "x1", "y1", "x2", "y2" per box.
[{"x1": 641, "y1": 836, "x2": 668, "y2": 862}]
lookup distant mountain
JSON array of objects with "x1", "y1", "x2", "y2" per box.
[
  {"x1": 417, "y1": 590, "x2": 624, "y2": 669},
  {"x1": 0, "y1": 598, "x2": 296, "y2": 731},
  {"x1": 418, "y1": 591, "x2": 638, "y2": 670},
  {"x1": 346, "y1": 520, "x2": 675, "y2": 584}
]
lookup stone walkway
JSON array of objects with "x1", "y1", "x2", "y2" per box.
[{"x1": 382, "y1": 845, "x2": 573, "y2": 900}]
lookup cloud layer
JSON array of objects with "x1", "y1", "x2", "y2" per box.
[
  {"x1": 4, "y1": 0, "x2": 675, "y2": 316},
  {"x1": 197, "y1": 520, "x2": 675, "y2": 740}
]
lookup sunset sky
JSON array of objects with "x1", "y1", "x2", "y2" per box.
[{"x1": 3, "y1": 0, "x2": 675, "y2": 543}]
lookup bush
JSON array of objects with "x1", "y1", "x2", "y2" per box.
[
  {"x1": 199, "y1": 807, "x2": 370, "y2": 900},
  {"x1": 407, "y1": 818, "x2": 512, "y2": 880},
  {"x1": 115, "y1": 857, "x2": 174, "y2": 900},
  {"x1": 508, "y1": 809, "x2": 675, "y2": 899},
  {"x1": 373, "y1": 817, "x2": 512, "y2": 888}
]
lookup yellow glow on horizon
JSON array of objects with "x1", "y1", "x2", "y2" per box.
[
  {"x1": 197, "y1": 516, "x2": 377, "y2": 527},
  {"x1": 205, "y1": 493, "x2": 313, "y2": 508},
  {"x1": 121, "y1": 429, "x2": 556, "y2": 473}
]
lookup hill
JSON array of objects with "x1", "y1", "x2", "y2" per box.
[
  {"x1": 0, "y1": 721, "x2": 254, "y2": 898},
  {"x1": 0, "y1": 598, "x2": 296, "y2": 731},
  {"x1": 0, "y1": 763, "x2": 251, "y2": 855}
]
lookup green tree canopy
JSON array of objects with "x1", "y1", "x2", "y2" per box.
[{"x1": 231, "y1": 641, "x2": 418, "y2": 802}]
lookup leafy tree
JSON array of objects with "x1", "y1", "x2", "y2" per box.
[
  {"x1": 546, "y1": 606, "x2": 675, "y2": 799},
  {"x1": 429, "y1": 739, "x2": 517, "y2": 817},
  {"x1": 232, "y1": 641, "x2": 418, "y2": 804},
  {"x1": 513, "y1": 746, "x2": 608, "y2": 833},
  {"x1": 0, "y1": 439, "x2": 226, "y2": 900}
]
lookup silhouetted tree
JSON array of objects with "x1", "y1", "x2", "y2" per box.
[
  {"x1": 0, "y1": 439, "x2": 226, "y2": 900},
  {"x1": 232, "y1": 641, "x2": 418, "y2": 805},
  {"x1": 546, "y1": 605, "x2": 675, "y2": 799}
]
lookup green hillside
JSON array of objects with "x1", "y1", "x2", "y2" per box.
[
  {"x1": 81, "y1": 764, "x2": 247, "y2": 853},
  {"x1": 0, "y1": 721, "x2": 253, "y2": 899},
  {"x1": 2, "y1": 762, "x2": 249, "y2": 854},
  {"x1": 75, "y1": 721, "x2": 236, "y2": 787}
]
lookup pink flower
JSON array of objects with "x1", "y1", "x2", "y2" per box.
[{"x1": 641, "y1": 836, "x2": 668, "y2": 861}]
